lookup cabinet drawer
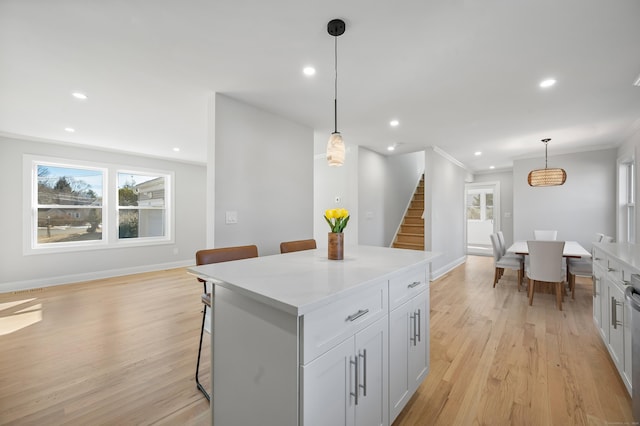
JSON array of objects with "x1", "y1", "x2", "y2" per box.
[
  {"x1": 606, "y1": 258, "x2": 624, "y2": 283},
  {"x1": 389, "y1": 265, "x2": 428, "y2": 311},
  {"x1": 592, "y1": 248, "x2": 607, "y2": 270},
  {"x1": 301, "y1": 280, "x2": 388, "y2": 364}
]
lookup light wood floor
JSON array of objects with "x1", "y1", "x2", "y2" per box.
[{"x1": 0, "y1": 256, "x2": 633, "y2": 425}]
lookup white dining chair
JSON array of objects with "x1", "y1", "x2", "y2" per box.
[
  {"x1": 534, "y1": 230, "x2": 558, "y2": 240},
  {"x1": 497, "y1": 230, "x2": 524, "y2": 260},
  {"x1": 490, "y1": 233, "x2": 523, "y2": 290},
  {"x1": 526, "y1": 240, "x2": 566, "y2": 310},
  {"x1": 567, "y1": 233, "x2": 603, "y2": 299}
]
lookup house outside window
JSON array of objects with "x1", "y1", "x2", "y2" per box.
[{"x1": 118, "y1": 172, "x2": 167, "y2": 240}]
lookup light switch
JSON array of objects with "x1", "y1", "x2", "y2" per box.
[{"x1": 225, "y1": 211, "x2": 238, "y2": 224}]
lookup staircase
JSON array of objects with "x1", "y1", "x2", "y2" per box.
[{"x1": 392, "y1": 175, "x2": 424, "y2": 251}]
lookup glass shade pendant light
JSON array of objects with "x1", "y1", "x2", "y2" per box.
[
  {"x1": 326, "y1": 19, "x2": 346, "y2": 167},
  {"x1": 527, "y1": 138, "x2": 567, "y2": 186}
]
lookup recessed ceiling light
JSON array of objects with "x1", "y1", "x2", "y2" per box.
[
  {"x1": 64, "y1": 127, "x2": 75, "y2": 133},
  {"x1": 173, "y1": 147, "x2": 180, "y2": 152},
  {"x1": 489, "y1": 166, "x2": 495, "y2": 169},
  {"x1": 390, "y1": 120, "x2": 399, "y2": 127},
  {"x1": 303, "y1": 67, "x2": 316, "y2": 76},
  {"x1": 72, "y1": 92, "x2": 88, "y2": 100},
  {"x1": 387, "y1": 145, "x2": 395, "y2": 151},
  {"x1": 474, "y1": 151, "x2": 482, "y2": 156},
  {"x1": 539, "y1": 78, "x2": 556, "y2": 88}
]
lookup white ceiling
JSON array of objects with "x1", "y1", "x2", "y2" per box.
[{"x1": 1, "y1": 0, "x2": 640, "y2": 171}]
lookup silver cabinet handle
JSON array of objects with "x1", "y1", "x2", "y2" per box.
[
  {"x1": 350, "y1": 356, "x2": 358, "y2": 405},
  {"x1": 409, "y1": 312, "x2": 417, "y2": 346},
  {"x1": 358, "y1": 349, "x2": 367, "y2": 397},
  {"x1": 407, "y1": 281, "x2": 421, "y2": 289},
  {"x1": 611, "y1": 297, "x2": 622, "y2": 329},
  {"x1": 592, "y1": 276, "x2": 597, "y2": 297},
  {"x1": 416, "y1": 308, "x2": 422, "y2": 343},
  {"x1": 346, "y1": 309, "x2": 369, "y2": 322},
  {"x1": 608, "y1": 267, "x2": 616, "y2": 272}
]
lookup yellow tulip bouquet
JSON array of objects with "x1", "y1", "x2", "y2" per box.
[{"x1": 324, "y1": 208, "x2": 350, "y2": 233}]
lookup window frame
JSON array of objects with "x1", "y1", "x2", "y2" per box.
[{"x1": 23, "y1": 155, "x2": 174, "y2": 255}]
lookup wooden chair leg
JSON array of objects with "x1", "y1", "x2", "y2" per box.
[
  {"x1": 556, "y1": 282, "x2": 563, "y2": 310},
  {"x1": 528, "y1": 279, "x2": 535, "y2": 305},
  {"x1": 517, "y1": 267, "x2": 522, "y2": 292},
  {"x1": 493, "y1": 267, "x2": 499, "y2": 287},
  {"x1": 570, "y1": 273, "x2": 575, "y2": 299}
]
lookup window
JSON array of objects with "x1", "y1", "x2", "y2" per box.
[
  {"x1": 619, "y1": 159, "x2": 635, "y2": 243},
  {"x1": 25, "y1": 156, "x2": 173, "y2": 254},
  {"x1": 466, "y1": 188, "x2": 493, "y2": 221},
  {"x1": 118, "y1": 172, "x2": 167, "y2": 239}
]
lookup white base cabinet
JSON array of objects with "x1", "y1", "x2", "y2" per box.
[
  {"x1": 592, "y1": 243, "x2": 634, "y2": 395},
  {"x1": 389, "y1": 289, "x2": 429, "y2": 421},
  {"x1": 301, "y1": 315, "x2": 388, "y2": 426}
]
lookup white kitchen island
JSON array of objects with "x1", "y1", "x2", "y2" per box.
[{"x1": 188, "y1": 245, "x2": 438, "y2": 426}]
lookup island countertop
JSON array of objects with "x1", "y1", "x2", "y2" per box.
[{"x1": 188, "y1": 245, "x2": 439, "y2": 316}]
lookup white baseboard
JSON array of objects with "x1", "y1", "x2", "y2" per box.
[
  {"x1": 0, "y1": 259, "x2": 195, "y2": 293},
  {"x1": 430, "y1": 255, "x2": 466, "y2": 281}
]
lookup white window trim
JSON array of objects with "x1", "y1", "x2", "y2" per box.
[{"x1": 23, "y1": 155, "x2": 175, "y2": 255}]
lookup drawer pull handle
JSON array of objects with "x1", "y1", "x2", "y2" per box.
[
  {"x1": 346, "y1": 309, "x2": 369, "y2": 322},
  {"x1": 608, "y1": 267, "x2": 616, "y2": 272},
  {"x1": 407, "y1": 281, "x2": 422, "y2": 289},
  {"x1": 594, "y1": 257, "x2": 602, "y2": 261}
]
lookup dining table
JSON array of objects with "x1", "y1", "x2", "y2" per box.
[
  {"x1": 506, "y1": 240, "x2": 591, "y2": 259},
  {"x1": 506, "y1": 240, "x2": 591, "y2": 288}
]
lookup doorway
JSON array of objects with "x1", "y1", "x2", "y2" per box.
[{"x1": 465, "y1": 182, "x2": 500, "y2": 256}]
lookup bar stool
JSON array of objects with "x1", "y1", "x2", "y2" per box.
[{"x1": 194, "y1": 245, "x2": 258, "y2": 401}]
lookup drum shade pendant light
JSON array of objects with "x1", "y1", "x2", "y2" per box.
[
  {"x1": 326, "y1": 19, "x2": 346, "y2": 166},
  {"x1": 527, "y1": 138, "x2": 566, "y2": 186}
]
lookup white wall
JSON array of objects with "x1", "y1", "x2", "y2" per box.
[
  {"x1": 358, "y1": 148, "x2": 386, "y2": 246},
  {"x1": 424, "y1": 148, "x2": 467, "y2": 278},
  {"x1": 0, "y1": 135, "x2": 207, "y2": 291},
  {"x1": 513, "y1": 148, "x2": 616, "y2": 251},
  {"x1": 473, "y1": 171, "x2": 514, "y2": 248},
  {"x1": 213, "y1": 94, "x2": 314, "y2": 256}
]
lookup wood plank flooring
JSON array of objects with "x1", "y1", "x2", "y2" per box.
[{"x1": 0, "y1": 255, "x2": 633, "y2": 425}]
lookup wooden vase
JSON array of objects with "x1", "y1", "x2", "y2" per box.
[{"x1": 328, "y1": 232, "x2": 344, "y2": 260}]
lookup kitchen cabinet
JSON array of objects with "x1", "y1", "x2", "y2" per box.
[
  {"x1": 389, "y1": 270, "x2": 429, "y2": 422},
  {"x1": 301, "y1": 315, "x2": 388, "y2": 426},
  {"x1": 188, "y1": 245, "x2": 438, "y2": 426},
  {"x1": 592, "y1": 243, "x2": 635, "y2": 395}
]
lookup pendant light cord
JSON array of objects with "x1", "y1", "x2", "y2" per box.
[
  {"x1": 334, "y1": 35, "x2": 338, "y2": 133},
  {"x1": 544, "y1": 140, "x2": 548, "y2": 169}
]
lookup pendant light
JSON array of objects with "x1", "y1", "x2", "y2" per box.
[
  {"x1": 527, "y1": 138, "x2": 567, "y2": 186},
  {"x1": 326, "y1": 19, "x2": 346, "y2": 167}
]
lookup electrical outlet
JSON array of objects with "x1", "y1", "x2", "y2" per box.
[{"x1": 225, "y1": 211, "x2": 238, "y2": 224}]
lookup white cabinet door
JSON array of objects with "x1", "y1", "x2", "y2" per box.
[
  {"x1": 301, "y1": 316, "x2": 388, "y2": 426},
  {"x1": 408, "y1": 290, "x2": 429, "y2": 392},
  {"x1": 389, "y1": 290, "x2": 429, "y2": 422},
  {"x1": 389, "y1": 302, "x2": 411, "y2": 421},
  {"x1": 354, "y1": 316, "x2": 388, "y2": 426},
  {"x1": 607, "y1": 279, "x2": 625, "y2": 370},
  {"x1": 301, "y1": 337, "x2": 355, "y2": 426},
  {"x1": 592, "y1": 265, "x2": 603, "y2": 330}
]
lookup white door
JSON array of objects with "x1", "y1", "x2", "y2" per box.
[{"x1": 465, "y1": 182, "x2": 500, "y2": 256}]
